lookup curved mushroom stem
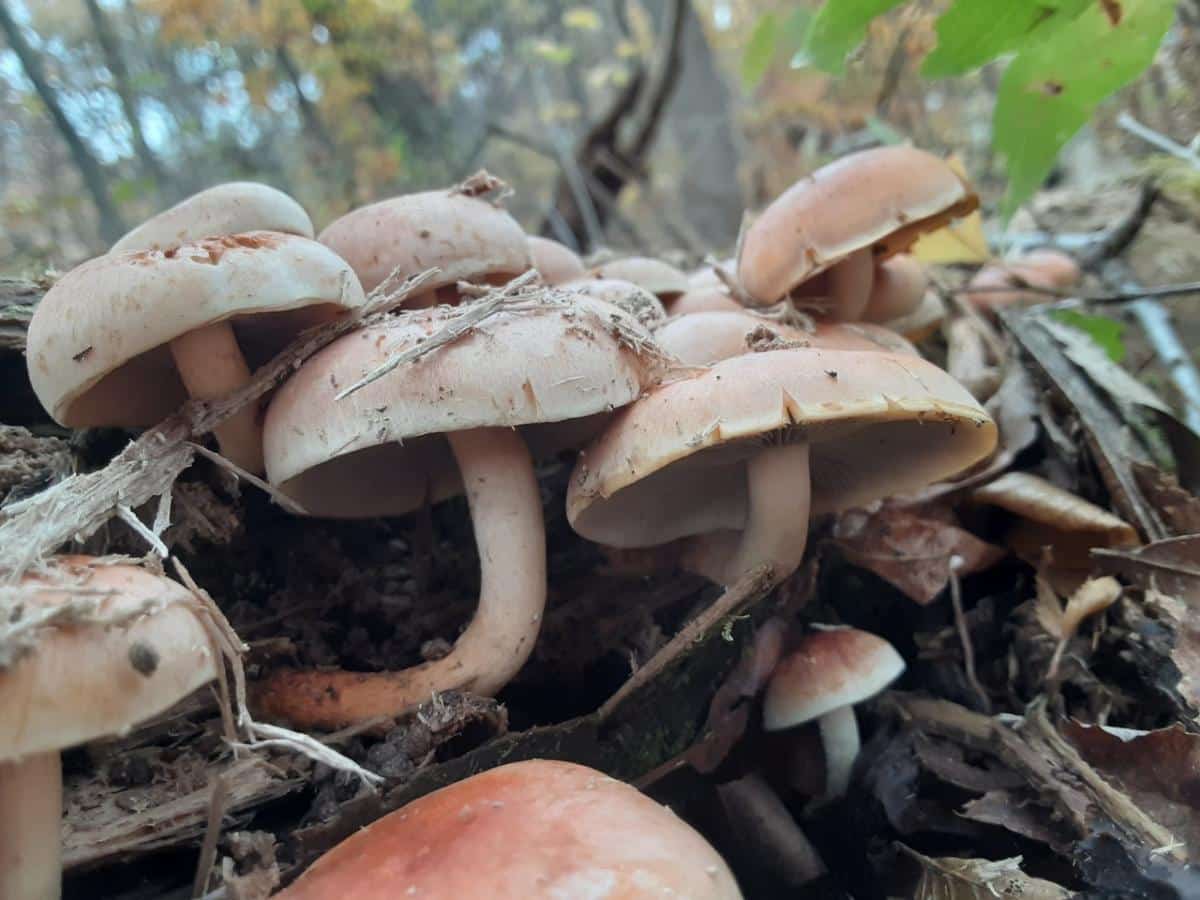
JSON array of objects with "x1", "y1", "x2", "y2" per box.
[
  {"x1": 826, "y1": 248, "x2": 874, "y2": 321},
  {"x1": 170, "y1": 320, "x2": 262, "y2": 474},
  {"x1": 0, "y1": 752, "x2": 62, "y2": 900},
  {"x1": 700, "y1": 441, "x2": 810, "y2": 588},
  {"x1": 253, "y1": 426, "x2": 546, "y2": 730},
  {"x1": 816, "y1": 704, "x2": 860, "y2": 802}
]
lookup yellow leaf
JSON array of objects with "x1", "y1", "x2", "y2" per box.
[
  {"x1": 562, "y1": 7, "x2": 602, "y2": 30},
  {"x1": 910, "y1": 154, "x2": 990, "y2": 264}
]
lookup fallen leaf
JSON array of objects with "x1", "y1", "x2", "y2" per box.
[
  {"x1": 910, "y1": 156, "x2": 990, "y2": 264},
  {"x1": 833, "y1": 506, "x2": 1005, "y2": 604},
  {"x1": 899, "y1": 844, "x2": 1074, "y2": 899},
  {"x1": 1094, "y1": 535, "x2": 1200, "y2": 603},
  {"x1": 959, "y1": 790, "x2": 1073, "y2": 851},
  {"x1": 1040, "y1": 313, "x2": 1170, "y2": 414},
  {"x1": 1132, "y1": 461, "x2": 1200, "y2": 537}
]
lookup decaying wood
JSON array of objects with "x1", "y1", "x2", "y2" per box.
[{"x1": 0, "y1": 276, "x2": 43, "y2": 353}]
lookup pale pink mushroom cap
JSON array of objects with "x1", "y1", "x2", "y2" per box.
[
  {"x1": 884, "y1": 291, "x2": 946, "y2": 342},
  {"x1": 863, "y1": 255, "x2": 929, "y2": 323},
  {"x1": 587, "y1": 256, "x2": 690, "y2": 301},
  {"x1": 318, "y1": 189, "x2": 530, "y2": 294},
  {"x1": 277, "y1": 760, "x2": 742, "y2": 900},
  {"x1": 667, "y1": 286, "x2": 743, "y2": 316},
  {"x1": 25, "y1": 233, "x2": 366, "y2": 428},
  {"x1": 561, "y1": 277, "x2": 667, "y2": 329},
  {"x1": 763, "y1": 629, "x2": 904, "y2": 731},
  {"x1": 967, "y1": 249, "x2": 1082, "y2": 314},
  {"x1": 110, "y1": 182, "x2": 314, "y2": 254},
  {"x1": 527, "y1": 236, "x2": 586, "y2": 284},
  {"x1": 737, "y1": 147, "x2": 978, "y2": 306}
]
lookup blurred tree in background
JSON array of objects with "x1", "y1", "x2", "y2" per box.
[{"x1": 1, "y1": 0, "x2": 1197, "y2": 270}]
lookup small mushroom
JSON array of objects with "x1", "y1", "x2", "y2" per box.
[
  {"x1": 527, "y1": 235, "x2": 586, "y2": 284},
  {"x1": 560, "y1": 277, "x2": 667, "y2": 329},
  {"x1": 882, "y1": 290, "x2": 946, "y2": 343},
  {"x1": 668, "y1": 285, "x2": 744, "y2": 316},
  {"x1": 110, "y1": 181, "x2": 314, "y2": 253},
  {"x1": 738, "y1": 147, "x2": 978, "y2": 319},
  {"x1": 255, "y1": 297, "x2": 662, "y2": 729},
  {"x1": 966, "y1": 249, "x2": 1082, "y2": 315},
  {"x1": 862, "y1": 254, "x2": 929, "y2": 324},
  {"x1": 587, "y1": 256, "x2": 690, "y2": 305},
  {"x1": 0, "y1": 557, "x2": 218, "y2": 899},
  {"x1": 26, "y1": 233, "x2": 366, "y2": 473},
  {"x1": 762, "y1": 628, "x2": 905, "y2": 802},
  {"x1": 275, "y1": 760, "x2": 742, "y2": 899},
  {"x1": 319, "y1": 187, "x2": 530, "y2": 302}
]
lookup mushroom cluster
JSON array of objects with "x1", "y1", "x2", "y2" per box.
[{"x1": 16, "y1": 147, "x2": 999, "y2": 895}]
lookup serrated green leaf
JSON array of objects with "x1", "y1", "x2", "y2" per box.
[
  {"x1": 741, "y1": 13, "x2": 779, "y2": 89},
  {"x1": 922, "y1": 0, "x2": 1091, "y2": 78},
  {"x1": 802, "y1": 0, "x2": 906, "y2": 75},
  {"x1": 995, "y1": 0, "x2": 1175, "y2": 219},
  {"x1": 1049, "y1": 309, "x2": 1127, "y2": 363}
]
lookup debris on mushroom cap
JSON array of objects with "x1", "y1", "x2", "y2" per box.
[
  {"x1": 967, "y1": 249, "x2": 1082, "y2": 314},
  {"x1": 277, "y1": 760, "x2": 742, "y2": 900},
  {"x1": 263, "y1": 293, "x2": 665, "y2": 518},
  {"x1": 567, "y1": 344, "x2": 997, "y2": 548},
  {"x1": 318, "y1": 189, "x2": 530, "y2": 294},
  {"x1": 737, "y1": 146, "x2": 978, "y2": 306},
  {"x1": 762, "y1": 629, "x2": 905, "y2": 732},
  {"x1": 25, "y1": 232, "x2": 366, "y2": 429},
  {"x1": 587, "y1": 256, "x2": 690, "y2": 300},
  {"x1": 862, "y1": 255, "x2": 929, "y2": 324},
  {"x1": 527, "y1": 235, "x2": 586, "y2": 284},
  {"x1": 110, "y1": 182, "x2": 314, "y2": 254},
  {"x1": 561, "y1": 277, "x2": 667, "y2": 329},
  {"x1": 0, "y1": 555, "x2": 218, "y2": 760}
]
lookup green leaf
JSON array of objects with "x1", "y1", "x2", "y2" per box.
[
  {"x1": 994, "y1": 0, "x2": 1175, "y2": 219},
  {"x1": 922, "y1": 0, "x2": 1091, "y2": 78},
  {"x1": 801, "y1": 0, "x2": 906, "y2": 74},
  {"x1": 741, "y1": 13, "x2": 779, "y2": 89},
  {"x1": 1049, "y1": 309, "x2": 1127, "y2": 363}
]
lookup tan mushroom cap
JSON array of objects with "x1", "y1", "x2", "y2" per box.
[
  {"x1": 26, "y1": 232, "x2": 365, "y2": 428},
  {"x1": 587, "y1": 256, "x2": 690, "y2": 300},
  {"x1": 655, "y1": 311, "x2": 919, "y2": 366},
  {"x1": 527, "y1": 235, "x2": 585, "y2": 284},
  {"x1": 278, "y1": 760, "x2": 742, "y2": 900},
  {"x1": 561, "y1": 277, "x2": 667, "y2": 329},
  {"x1": 737, "y1": 147, "x2": 978, "y2": 305},
  {"x1": 667, "y1": 285, "x2": 743, "y2": 316},
  {"x1": 318, "y1": 189, "x2": 530, "y2": 294},
  {"x1": 110, "y1": 182, "x2": 314, "y2": 254},
  {"x1": 967, "y1": 249, "x2": 1082, "y2": 314},
  {"x1": 264, "y1": 296, "x2": 662, "y2": 518},
  {"x1": 763, "y1": 629, "x2": 904, "y2": 731},
  {"x1": 567, "y1": 347, "x2": 996, "y2": 547},
  {"x1": 863, "y1": 255, "x2": 929, "y2": 323},
  {"x1": 0, "y1": 557, "x2": 217, "y2": 760},
  {"x1": 884, "y1": 291, "x2": 945, "y2": 342}
]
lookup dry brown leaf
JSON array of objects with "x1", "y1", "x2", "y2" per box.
[
  {"x1": 900, "y1": 844, "x2": 1074, "y2": 899},
  {"x1": 1094, "y1": 535, "x2": 1200, "y2": 603},
  {"x1": 1133, "y1": 461, "x2": 1200, "y2": 536},
  {"x1": 833, "y1": 506, "x2": 1004, "y2": 605}
]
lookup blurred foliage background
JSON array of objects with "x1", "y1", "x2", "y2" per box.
[{"x1": 2, "y1": 0, "x2": 1199, "y2": 271}]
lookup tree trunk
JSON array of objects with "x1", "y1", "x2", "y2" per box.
[
  {"x1": 0, "y1": 1, "x2": 125, "y2": 244},
  {"x1": 81, "y1": 0, "x2": 170, "y2": 197}
]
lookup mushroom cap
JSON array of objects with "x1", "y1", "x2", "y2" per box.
[
  {"x1": 110, "y1": 182, "x2": 314, "y2": 254},
  {"x1": 863, "y1": 255, "x2": 929, "y2": 323},
  {"x1": 0, "y1": 556, "x2": 217, "y2": 760},
  {"x1": 884, "y1": 291, "x2": 946, "y2": 342},
  {"x1": 561, "y1": 277, "x2": 667, "y2": 329},
  {"x1": 26, "y1": 233, "x2": 365, "y2": 428},
  {"x1": 279, "y1": 760, "x2": 741, "y2": 900},
  {"x1": 587, "y1": 256, "x2": 690, "y2": 300},
  {"x1": 567, "y1": 347, "x2": 996, "y2": 548},
  {"x1": 264, "y1": 296, "x2": 662, "y2": 518},
  {"x1": 666, "y1": 286, "x2": 743, "y2": 316},
  {"x1": 527, "y1": 236, "x2": 585, "y2": 284},
  {"x1": 737, "y1": 147, "x2": 977, "y2": 305},
  {"x1": 967, "y1": 249, "x2": 1082, "y2": 314},
  {"x1": 318, "y1": 189, "x2": 530, "y2": 294},
  {"x1": 655, "y1": 311, "x2": 919, "y2": 366},
  {"x1": 763, "y1": 629, "x2": 905, "y2": 731}
]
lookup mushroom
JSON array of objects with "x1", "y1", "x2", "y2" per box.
[
  {"x1": 883, "y1": 290, "x2": 946, "y2": 343},
  {"x1": 318, "y1": 186, "x2": 530, "y2": 302},
  {"x1": 668, "y1": 285, "x2": 744, "y2": 316},
  {"x1": 0, "y1": 556, "x2": 218, "y2": 899},
  {"x1": 587, "y1": 256, "x2": 690, "y2": 305},
  {"x1": 862, "y1": 255, "x2": 929, "y2": 324},
  {"x1": 110, "y1": 181, "x2": 314, "y2": 253},
  {"x1": 254, "y1": 295, "x2": 663, "y2": 729},
  {"x1": 26, "y1": 232, "x2": 366, "y2": 474},
  {"x1": 527, "y1": 235, "x2": 586, "y2": 284},
  {"x1": 568, "y1": 334, "x2": 997, "y2": 587},
  {"x1": 762, "y1": 628, "x2": 904, "y2": 801},
  {"x1": 276, "y1": 759, "x2": 742, "y2": 899},
  {"x1": 737, "y1": 147, "x2": 978, "y2": 319},
  {"x1": 560, "y1": 277, "x2": 667, "y2": 329},
  {"x1": 966, "y1": 249, "x2": 1082, "y2": 315}
]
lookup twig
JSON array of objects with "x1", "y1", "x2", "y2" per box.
[
  {"x1": 1117, "y1": 111, "x2": 1200, "y2": 169},
  {"x1": 236, "y1": 723, "x2": 383, "y2": 787},
  {"x1": 187, "y1": 443, "x2": 306, "y2": 515},
  {"x1": 947, "y1": 555, "x2": 990, "y2": 713},
  {"x1": 192, "y1": 773, "x2": 231, "y2": 898},
  {"x1": 954, "y1": 279, "x2": 1200, "y2": 304},
  {"x1": 116, "y1": 503, "x2": 169, "y2": 558},
  {"x1": 1079, "y1": 180, "x2": 1159, "y2": 269}
]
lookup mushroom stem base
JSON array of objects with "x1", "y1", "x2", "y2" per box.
[
  {"x1": 817, "y1": 704, "x2": 861, "y2": 802},
  {"x1": 0, "y1": 752, "x2": 62, "y2": 900},
  {"x1": 170, "y1": 319, "x2": 262, "y2": 473},
  {"x1": 253, "y1": 427, "x2": 547, "y2": 729}
]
